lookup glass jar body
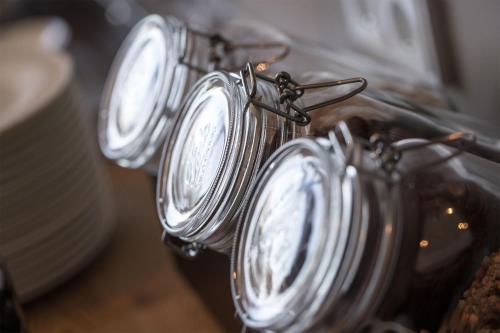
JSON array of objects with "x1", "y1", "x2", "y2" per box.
[
  {"x1": 231, "y1": 109, "x2": 500, "y2": 332},
  {"x1": 368, "y1": 145, "x2": 500, "y2": 332},
  {"x1": 312, "y1": 128, "x2": 500, "y2": 332}
]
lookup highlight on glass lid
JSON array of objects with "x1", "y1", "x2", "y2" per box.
[{"x1": 98, "y1": 14, "x2": 291, "y2": 171}]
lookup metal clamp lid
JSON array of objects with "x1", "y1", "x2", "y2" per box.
[
  {"x1": 240, "y1": 62, "x2": 368, "y2": 126},
  {"x1": 178, "y1": 27, "x2": 290, "y2": 74},
  {"x1": 328, "y1": 121, "x2": 476, "y2": 177}
]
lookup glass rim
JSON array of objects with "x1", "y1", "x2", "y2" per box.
[{"x1": 156, "y1": 70, "x2": 243, "y2": 239}]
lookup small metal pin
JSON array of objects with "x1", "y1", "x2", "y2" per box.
[{"x1": 161, "y1": 230, "x2": 205, "y2": 259}]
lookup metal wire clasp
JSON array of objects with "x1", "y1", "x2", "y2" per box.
[
  {"x1": 240, "y1": 62, "x2": 367, "y2": 126},
  {"x1": 327, "y1": 122, "x2": 476, "y2": 177},
  {"x1": 178, "y1": 27, "x2": 290, "y2": 74},
  {"x1": 377, "y1": 131, "x2": 476, "y2": 175},
  {"x1": 162, "y1": 231, "x2": 206, "y2": 259},
  {"x1": 364, "y1": 130, "x2": 476, "y2": 176}
]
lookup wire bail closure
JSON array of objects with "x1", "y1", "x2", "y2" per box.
[
  {"x1": 240, "y1": 62, "x2": 368, "y2": 126},
  {"x1": 178, "y1": 27, "x2": 290, "y2": 74},
  {"x1": 379, "y1": 131, "x2": 476, "y2": 175},
  {"x1": 328, "y1": 121, "x2": 476, "y2": 177}
]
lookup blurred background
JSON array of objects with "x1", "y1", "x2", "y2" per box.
[{"x1": 0, "y1": 0, "x2": 498, "y2": 332}]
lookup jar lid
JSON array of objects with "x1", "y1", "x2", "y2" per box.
[
  {"x1": 156, "y1": 71, "x2": 243, "y2": 243},
  {"x1": 99, "y1": 15, "x2": 187, "y2": 168},
  {"x1": 231, "y1": 137, "x2": 365, "y2": 331}
]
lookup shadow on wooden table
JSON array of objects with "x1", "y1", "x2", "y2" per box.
[{"x1": 171, "y1": 250, "x2": 242, "y2": 332}]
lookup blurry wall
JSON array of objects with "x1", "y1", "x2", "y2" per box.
[
  {"x1": 443, "y1": 0, "x2": 500, "y2": 125},
  {"x1": 145, "y1": 0, "x2": 500, "y2": 126}
]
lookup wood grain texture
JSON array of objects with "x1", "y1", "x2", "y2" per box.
[{"x1": 24, "y1": 165, "x2": 229, "y2": 333}]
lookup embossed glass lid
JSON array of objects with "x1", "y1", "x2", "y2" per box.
[
  {"x1": 157, "y1": 71, "x2": 242, "y2": 239},
  {"x1": 99, "y1": 15, "x2": 180, "y2": 168},
  {"x1": 231, "y1": 138, "x2": 359, "y2": 331}
]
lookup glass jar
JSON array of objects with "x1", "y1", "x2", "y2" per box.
[
  {"x1": 231, "y1": 113, "x2": 500, "y2": 332},
  {"x1": 156, "y1": 63, "x2": 367, "y2": 255},
  {"x1": 98, "y1": 14, "x2": 290, "y2": 172}
]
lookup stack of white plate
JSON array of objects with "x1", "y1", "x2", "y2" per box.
[
  {"x1": 0, "y1": 16, "x2": 71, "y2": 52},
  {"x1": 0, "y1": 46, "x2": 115, "y2": 302}
]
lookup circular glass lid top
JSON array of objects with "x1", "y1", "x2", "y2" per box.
[
  {"x1": 100, "y1": 15, "x2": 173, "y2": 157},
  {"x1": 158, "y1": 72, "x2": 236, "y2": 234},
  {"x1": 232, "y1": 139, "x2": 349, "y2": 329}
]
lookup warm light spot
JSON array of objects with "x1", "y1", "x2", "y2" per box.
[
  {"x1": 446, "y1": 207, "x2": 454, "y2": 215},
  {"x1": 419, "y1": 240, "x2": 429, "y2": 248},
  {"x1": 448, "y1": 132, "x2": 463, "y2": 141},
  {"x1": 233, "y1": 272, "x2": 237, "y2": 280},
  {"x1": 458, "y1": 222, "x2": 469, "y2": 230},
  {"x1": 255, "y1": 63, "x2": 268, "y2": 72}
]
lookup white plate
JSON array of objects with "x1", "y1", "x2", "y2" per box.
[
  {"x1": 12, "y1": 195, "x2": 114, "y2": 301},
  {"x1": 0, "y1": 16, "x2": 71, "y2": 52},
  {"x1": 0, "y1": 93, "x2": 83, "y2": 168},
  {"x1": 3, "y1": 195, "x2": 100, "y2": 260},
  {"x1": 3, "y1": 180, "x2": 114, "y2": 301},
  {"x1": 0, "y1": 84, "x2": 82, "y2": 153},
  {"x1": 0, "y1": 44, "x2": 115, "y2": 303},
  {"x1": 5, "y1": 181, "x2": 111, "y2": 262},
  {"x1": 0, "y1": 164, "x2": 105, "y2": 241},
  {"x1": 0, "y1": 129, "x2": 93, "y2": 198},
  {"x1": 0, "y1": 175, "x2": 102, "y2": 252},
  {"x1": 0, "y1": 47, "x2": 72, "y2": 134},
  {"x1": 0, "y1": 82, "x2": 78, "y2": 146}
]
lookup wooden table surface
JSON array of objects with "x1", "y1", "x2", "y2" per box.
[{"x1": 24, "y1": 165, "x2": 236, "y2": 333}]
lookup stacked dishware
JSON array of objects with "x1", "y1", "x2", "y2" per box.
[
  {"x1": 0, "y1": 45, "x2": 115, "y2": 302},
  {"x1": 0, "y1": 16, "x2": 71, "y2": 51}
]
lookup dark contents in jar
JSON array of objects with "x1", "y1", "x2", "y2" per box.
[
  {"x1": 400, "y1": 170, "x2": 500, "y2": 331},
  {"x1": 438, "y1": 250, "x2": 500, "y2": 333},
  {"x1": 370, "y1": 132, "x2": 498, "y2": 331},
  {"x1": 305, "y1": 108, "x2": 499, "y2": 331}
]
